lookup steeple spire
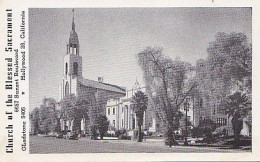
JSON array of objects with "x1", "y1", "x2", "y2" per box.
[
  {"x1": 68, "y1": 8, "x2": 79, "y2": 55},
  {"x1": 72, "y1": 9, "x2": 75, "y2": 31}
]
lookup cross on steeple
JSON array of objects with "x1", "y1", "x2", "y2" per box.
[{"x1": 72, "y1": 9, "x2": 75, "y2": 31}]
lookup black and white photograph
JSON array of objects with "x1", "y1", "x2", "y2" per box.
[{"x1": 28, "y1": 8, "x2": 252, "y2": 153}]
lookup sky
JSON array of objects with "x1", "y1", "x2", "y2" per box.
[{"x1": 29, "y1": 8, "x2": 251, "y2": 110}]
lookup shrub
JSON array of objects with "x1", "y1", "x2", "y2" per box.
[
  {"x1": 121, "y1": 135, "x2": 131, "y2": 140},
  {"x1": 115, "y1": 129, "x2": 127, "y2": 138},
  {"x1": 191, "y1": 119, "x2": 217, "y2": 143},
  {"x1": 90, "y1": 125, "x2": 98, "y2": 140}
]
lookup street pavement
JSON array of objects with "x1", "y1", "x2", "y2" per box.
[{"x1": 30, "y1": 136, "x2": 250, "y2": 153}]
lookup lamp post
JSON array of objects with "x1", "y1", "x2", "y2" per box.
[{"x1": 184, "y1": 98, "x2": 190, "y2": 146}]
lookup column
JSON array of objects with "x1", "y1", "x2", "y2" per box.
[
  {"x1": 71, "y1": 120, "x2": 74, "y2": 132},
  {"x1": 60, "y1": 119, "x2": 63, "y2": 131},
  {"x1": 81, "y1": 118, "x2": 85, "y2": 134},
  {"x1": 65, "y1": 120, "x2": 68, "y2": 131},
  {"x1": 129, "y1": 109, "x2": 132, "y2": 130}
]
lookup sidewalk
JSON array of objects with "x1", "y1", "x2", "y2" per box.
[{"x1": 78, "y1": 137, "x2": 251, "y2": 151}]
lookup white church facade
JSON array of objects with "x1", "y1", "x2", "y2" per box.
[{"x1": 105, "y1": 82, "x2": 158, "y2": 134}]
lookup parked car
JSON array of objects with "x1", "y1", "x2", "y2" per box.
[
  {"x1": 156, "y1": 133, "x2": 163, "y2": 137},
  {"x1": 56, "y1": 133, "x2": 63, "y2": 138},
  {"x1": 62, "y1": 131, "x2": 78, "y2": 140},
  {"x1": 144, "y1": 130, "x2": 152, "y2": 136},
  {"x1": 48, "y1": 132, "x2": 59, "y2": 137},
  {"x1": 67, "y1": 133, "x2": 78, "y2": 140},
  {"x1": 175, "y1": 137, "x2": 202, "y2": 145}
]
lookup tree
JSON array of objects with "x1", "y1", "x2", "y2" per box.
[
  {"x1": 91, "y1": 91, "x2": 108, "y2": 128},
  {"x1": 60, "y1": 94, "x2": 89, "y2": 134},
  {"x1": 44, "y1": 97, "x2": 61, "y2": 132},
  {"x1": 245, "y1": 111, "x2": 252, "y2": 136},
  {"x1": 97, "y1": 115, "x2": 109, "y2": 140},
  {"x1": 137, "y1": 46, "x2": 196, "y2": 146},
  {"x1": 200, "y1": 119, "x2": 216, "y2": 143},
  {"x1": 206, "y1": 32, "x2": 252, "y2": 147},
  {"x1": 90, "y1": 125, "x2": 98, "y2": 140},
  {"x1": 207, "y1": 32, "x2": 251, "y2": 83},
  {"x1": 30, "y1": 107, "x2": 40, "y2": 134},
  {"x1": 207, "y1": 32, "x2": 252, "y2": 99},
  {"x1": 38, "y1": 100, "x2": 52, "y2": 134},
  {"x1": 131, "y1": 91, "x2": 148, "y2": 142},
  {"x1": 225, "y1": 92, "x2": 251, "y2": 148}
]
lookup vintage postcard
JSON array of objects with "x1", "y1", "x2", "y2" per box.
[{"x1": 0, "y1": 0, "x2": 260, "y2": 161}]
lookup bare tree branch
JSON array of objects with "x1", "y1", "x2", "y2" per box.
[{"x1": 176, "y1": 83, "x2": 197, "y2": 107}]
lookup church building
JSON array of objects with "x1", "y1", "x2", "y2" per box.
[{"x1": 59, "y1": 11, "x2": 126, "y2": 134}]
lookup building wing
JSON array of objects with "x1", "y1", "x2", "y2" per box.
[{"x1": 78, "y1": 77, "x2": 126, "y2": 95}]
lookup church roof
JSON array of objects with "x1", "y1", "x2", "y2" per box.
[{"x1": 78, "y1": 77, "x2": 126, "y2": 95}]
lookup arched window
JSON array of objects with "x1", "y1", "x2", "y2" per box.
[
  {"x1": 65, "y1": 81, "x2": 69, "y2": 96},
  {"x1": 73, "y1": 62, "x2": 78, "y2": 75},
  {"x1": 65, "y1": 62, "x2": 68, "y2": 75},
  {"x1": 112, "y1": 107, "x2": 115, "y2": 115}
]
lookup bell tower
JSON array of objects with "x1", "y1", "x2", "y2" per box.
[{"x1": 60, "y1": 9, "x2": 82, "y2": 99}]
